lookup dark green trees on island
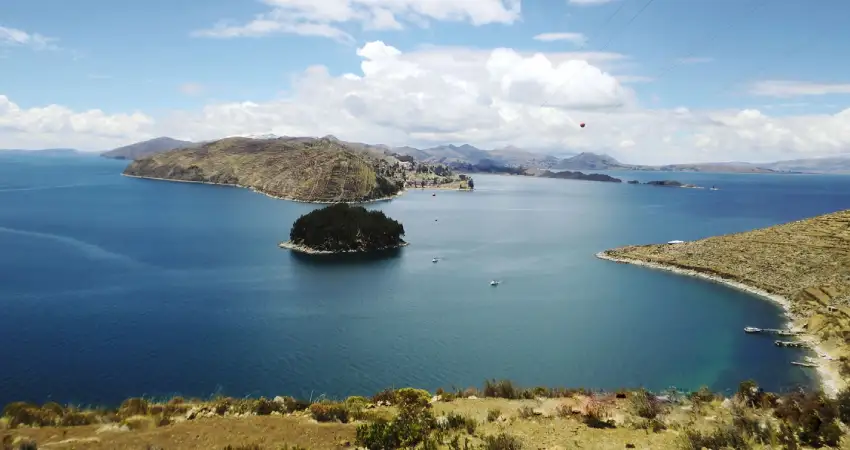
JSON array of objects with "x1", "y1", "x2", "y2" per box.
[{"x1": 288, "y1": 203, "x2": 406, "y2": 253}]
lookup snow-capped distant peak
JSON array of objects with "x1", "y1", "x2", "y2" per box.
[{"x1": 229, "y1": 133, "x2": 283, "y2": 140}]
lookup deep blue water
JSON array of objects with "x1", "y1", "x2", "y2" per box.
[{"x1": 2, "y1": 154, "x2": 849, "y2": 407}]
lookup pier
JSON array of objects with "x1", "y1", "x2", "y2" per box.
[
  {"x1": 775, "y1": 340, "x2": 810, "y2": 348},
  {"x1": 744, "y1": 327, "x2": 803, "y2": 336}
]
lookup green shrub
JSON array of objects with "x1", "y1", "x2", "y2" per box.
[
  {"x1": 481, "y1": 433, "x2": 523, "y2": 450},
  {"x1": 372, "y1": 389, "x2": 398, "y2": 405},
  {"x1": 629, "y1": 389, "x2": 663, "y2": 419},
  {"x1": 736, "y1": 380, "x2": 762, "y2": 408},
  {"x1": 309, "y1": 402, "x2": 349, "y2": 423},
  {"x1": 580, "y1": 398, "x2": 614, "y2": 429},
  {"x1": 689, "y1": 386, "x2": 715, "y2": 405},
  {"x1": 774, "y1": 389, "x2": 840, "y2": 448},
  {"x1": 517, "y1": 406, "x2": 535, "y2": 419},
  {"x1": 679, "y1": 426, "x2": 750, "y2": 450},
  {"x1": 482, "y1": 380, "x2": 520, "y2": 399},
  {"x1": 442, "y1": 412, "x2": 476, "y2": 434},
  {"x1": 487, "y1": 408, "x2": 501, "y2": 422},
  {"x1": 59, "y1": 410, "x2": 98, "y2": 426},
  {"x1": 252, "y1": 397, "x2": 281, "y2": 416},
  {"x1": 837, "y1": 388, "x2": 850, "y2": 424},
  {"x1": 2, "y1": 402, "x2": 59, "y2": 428},
  {"x1": 118, "y1": 397, "x2": 149, "y2": 417}
]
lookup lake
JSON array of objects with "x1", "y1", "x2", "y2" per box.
[{"x1": 2, "y1": 154, "x2": 848, "y2": 407}]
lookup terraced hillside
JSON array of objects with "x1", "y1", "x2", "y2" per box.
[
  {"x1": 123, "y1": 137, "x2": 404, "y2": 203},
  {"x1": 603, "y1": 209, "x2": 850, "y2": 386}
]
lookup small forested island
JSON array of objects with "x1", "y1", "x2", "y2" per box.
[{"x1": 279, "y1": 203, "x2": 406, "y2": 254}]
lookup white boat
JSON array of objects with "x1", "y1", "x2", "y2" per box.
[
  {"x1": 744, "y1": 327, "x2": 762, "y2": 333},
  {"x1": 490, "y1": 280, "x2": 500, "y2": 286},
  {"x1": 667, "y1": 240, "x2": 685, "y2": 244},
  {"x1": 432, "y1": 258, "x2": 439, "y2": 263}
]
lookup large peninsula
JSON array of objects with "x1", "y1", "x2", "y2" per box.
[
  {"x1": 599, "y1": 209, "x2": 850, "y2": 394},
  {"x1": 123, "y1": 137, "x2": 406, "y2": 203}
]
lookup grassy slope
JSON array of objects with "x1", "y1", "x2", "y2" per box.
[
  {"x1": 123, "y1": 137, "x2": 402, "y2": 203},
  {"x1": 604, "y1": 209, "x2": 850, "y2": 385}
]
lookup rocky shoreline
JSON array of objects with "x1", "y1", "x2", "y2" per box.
[
  {"x1": 278, "y1": 240, "x2": 409, "y2": 254},
  {"x1": 122, "y1": 174, "x2": 404, "y2": 204},
  {"x1": 596, "y1": 250, "x2": 843, "y2": 397}
]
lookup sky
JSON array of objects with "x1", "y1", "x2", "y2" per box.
[{"x1": 1, "y1": 0, "x2": 850, "y2": 164}]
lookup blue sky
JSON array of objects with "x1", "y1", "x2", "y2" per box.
[{"x1": 2, "y1": 0, "x2": 849, "y2": 163}]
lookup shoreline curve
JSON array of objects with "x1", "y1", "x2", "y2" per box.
[
  {"x1": 595, "y1": 250, "x2": 842, "y2": 397},
  {"x1": 122, "y1": 173, "x2": 404, "y2": 204},
  {"x1": 279, "y1": 240, "x2": 409, "y2": 255}
]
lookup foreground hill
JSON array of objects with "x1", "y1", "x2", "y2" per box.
[
  {"x1": 4, "y1": 381, "x2": 848, "y2": 449},
  {"x1": 102, "y1": 137, "x2": 198, "y2": 160},
  {"x1": 601, "y1": 209, "x2": 850, "y2": 393},
  {"x1": 123, "y1": 137, "x2": 404, "y2": 203}
]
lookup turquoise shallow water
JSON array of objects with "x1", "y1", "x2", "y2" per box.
[{"x1": 1, "y1": 154, "x2": 848, "y2": 406}]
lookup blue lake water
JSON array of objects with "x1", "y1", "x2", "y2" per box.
[{"x1": 2, "y1": 154, "x2": 849, "y2": 407}]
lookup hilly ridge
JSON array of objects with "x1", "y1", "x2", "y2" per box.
[{"x1": 123, "y1": 137, "x2": 404, "y2": 203}]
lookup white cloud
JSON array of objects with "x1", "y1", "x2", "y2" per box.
[
  {"x1": 4, "y1": 42, "x2": 850, "y2": 165},
  {"x1": 179, "y1": 83, "x2": 205, "y2": 96},
  {"x1": 0, "y1": 95, "x2": 154, "y2": 150},
  {"x1": 750, "y1": 80, "x2": 850, "y2": 98},
  {"x1": 193, "y1": 0, "x2": 521, "y2": 42},
  {"x1": 0, "y1": 25, "x2": 58, "y2": 51},
  {"x1": 533, "y1": 32, "x2": 587, "y2": 46},
  {"x1": 676, "y1": 56, "x2": 713, "y2": 64}
]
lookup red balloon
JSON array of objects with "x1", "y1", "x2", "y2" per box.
[{"x1": 580, "y1": 123, "x2": 586, "y2": 128}]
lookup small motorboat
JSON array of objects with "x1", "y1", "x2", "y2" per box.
[
  {"x1": 432, "y1": 258, "x2": 439, "y2": 263},
  {"x1": 490, "y1": 280, "x2": 500, "y2": 286},
  {"x1": 432, "y1": 193, "x2": 436, "y2": 197},
  {"x1": 744, "y1": 327, "x2": 762, "y2": 333}
]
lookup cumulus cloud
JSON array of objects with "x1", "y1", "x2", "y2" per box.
[
  {"x1": 0, "y1": 25, "x2": 58, "y2": 50},
  {"x1": 0, "y1": 95, "x2": 154, "y2": 150},
  {"x1": 193, "y1": 0, "x2": 521, "y2": 42},
  {"x1": 749, "y1": 80, "x2": 850, "y2": 98},
  {"x1": 3, "y1": 41, "x2": 850, "y2": 165},
  {"x1": 533, "y1": 32, "x2": 587, "y2": 46}
]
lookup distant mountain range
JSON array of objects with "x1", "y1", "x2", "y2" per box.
[
  {"x1": 100, "y1": 137, "x2": 200, "y2": 160},
  {"x1": 7, "y1": 135, "x2": 850, "y2": 174}
]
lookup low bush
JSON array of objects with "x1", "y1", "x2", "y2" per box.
[
  {"x1": 774, "y1": 389, "x2": 840, "y2": 447},
  {"x1": 487, "y1": 408, "x2": 501, "y2": 422},
  {"x1": 442, "y1": 412, "x2": 476, "y2": 434},
  {"x1": 481, "y1": 433, "x2": 523, "y2": 450},
  {"x1": 679, "y1": 426, "x2": 750, "y2": 450},
  {"x1": 689, "y1": 386, "x2": 715, "y2": 405},
  {"x1": 837, "y1": 388, "x2": 850, "y2": 424},
  {"x1": 372, "y1": 389, "x2": 398, "y2": 405},
  {"x1": 309, "y1": 402, "x2": 349, "y2": 423},
  {"x1": 483, "y1": 380, "x2": 520, "y2": 400},
  {"x1": 583, "y1": 400, "x2": 614, "y2": 429},
  {"x1": 629, "y1": 389, "x2": 663, "y2": 420},
  {"x1": 118, "y1": 397, "x2": 149, "y2": 417},
  {"x1": 516, "y1": 406, "x2": 535, "y2": 419}
]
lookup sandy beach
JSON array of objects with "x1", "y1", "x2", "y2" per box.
[{"x1": 596, "y1": 251, "x2": 843, "y2": 397}]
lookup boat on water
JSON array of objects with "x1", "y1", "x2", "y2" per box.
[
  {"x1": 791, "y1": 361, "x2": 818, "y2": 368},
  {"x1": 744, "y1": 327, "x2": 762, "y2": 333},
  {"x1": 710, "y1": 185, "x2": 719, "y2": 191},
  {"x1": 490, "y1": 280, "x2": 500, "y2": 286},
  {"x1": 432, "y1": 258, "x2": 439, "y2": 263},
  {"x1": 667, "y1": 240, "x2": 685, "y2": 245}
]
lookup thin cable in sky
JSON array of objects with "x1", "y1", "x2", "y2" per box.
[
  {"x1": 541, "y1": 0, "x2": 658, "y2": 109},
  {"x1": 650, "y1": 0, "x2": 769, "y2": 84}
]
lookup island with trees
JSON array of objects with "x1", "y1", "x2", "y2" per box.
[{"x1": 279, "y1": 203, "x2": 407, "y2": 254}]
